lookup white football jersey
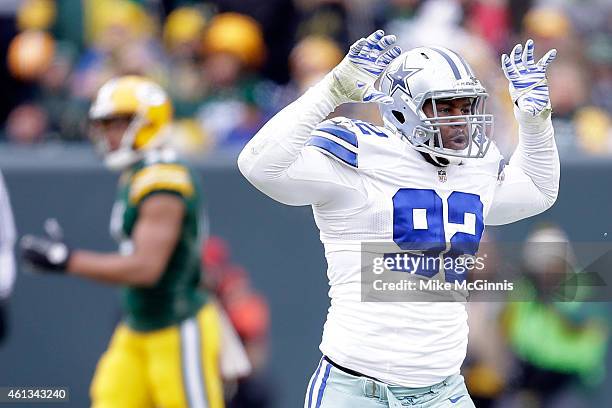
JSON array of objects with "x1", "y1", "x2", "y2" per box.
[
  {"x1": 301, "y1": 117, "x2": 501, "y2": 386},
  {"x1": 238, "y1": 80, "x2": 558, "y2": 388}
]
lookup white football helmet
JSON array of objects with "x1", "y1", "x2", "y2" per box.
[{"x1": 378, "y1": 46, "x2": 494, "y2": 165}]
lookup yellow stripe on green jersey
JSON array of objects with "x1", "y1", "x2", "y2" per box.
[{"x1": 129, "y1": 163, "x2": 194, "y2": 205}]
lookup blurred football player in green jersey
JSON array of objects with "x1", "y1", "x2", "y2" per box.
[{"x1": 21, "y1": 76, "x2": 226, "y2": 408}]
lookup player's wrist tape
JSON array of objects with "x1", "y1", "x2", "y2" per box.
[{"x1": 514, "y1": 106, "x2": 553, "y2": 132}]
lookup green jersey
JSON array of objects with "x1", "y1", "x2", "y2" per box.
[{"x1": 110, "y1": 151, "x2": 205, "y2": 331}]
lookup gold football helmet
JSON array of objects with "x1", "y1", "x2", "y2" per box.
[{"x1": 89, "y1": 76, "x2": 173, "y2": 169}]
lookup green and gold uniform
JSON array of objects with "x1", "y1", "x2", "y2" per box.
[{"x1": 90, "y1": 151, "x2": 224, "y2": 408}]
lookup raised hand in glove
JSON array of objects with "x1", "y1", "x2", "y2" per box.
[
  {"x1": 502, "y1": 39, "x2": 557, "y2": 117},
  {"x1": 328, "y1": 29, "x2": 402, "y2": 105},
  {"x1": 20, "y1": 218, "x2": 70, "y2": 273}
]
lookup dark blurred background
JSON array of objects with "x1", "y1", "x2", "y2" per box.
[
  {"x1": 1, "y1": 0, "x2": 611, "y2": 407},
  {"x1": 1, "y1": 0, "x2": 611, "y2": 157}
]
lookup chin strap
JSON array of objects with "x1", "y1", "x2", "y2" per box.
[
  {"x1": 419, "y1": 151, "x2": 449, "y2": 167},
  {"x1": 396, "y1": 128, "x2": 457, "y2": 167}
]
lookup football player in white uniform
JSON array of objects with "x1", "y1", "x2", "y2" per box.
[{"x1": 238, "y1": 30, "x2": 559, "y2": 408}]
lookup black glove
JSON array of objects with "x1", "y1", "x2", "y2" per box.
[{"x1": 20, "y1": 219, "x2": 70, "y2": 273}]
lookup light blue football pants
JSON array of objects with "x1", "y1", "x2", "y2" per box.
[{"x1": 304, "y1": 358, "x2": 475, "y2": 408}]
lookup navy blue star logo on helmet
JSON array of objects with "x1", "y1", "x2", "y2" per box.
[{"x1": 386, "y1": 65, "x2": 422, "y2": 97}]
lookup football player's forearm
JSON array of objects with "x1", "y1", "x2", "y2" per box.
[
  {"x1": 238, "y1": 74, "x2": 341, "y2": 182},
  {"x1": 238, "y1": 31, "x2": 399, "y2": 204},
  {"x1": 500, "y1": 40, "x2": 559, "y2": 209},
  {"x1": 67, "y1": 250, "x2": 163, "y2": 287},
  {"x1": 486, "y1": 110, "x2": 559, "y2": 225},
  {"x1": 512, "y1": 108, "x2": 560, "y2": 207}
]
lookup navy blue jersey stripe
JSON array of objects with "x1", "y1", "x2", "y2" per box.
[
  {"x1": 316, "y1": 124, "x2": 358, "y2": 147},
  {"x1": 430, "y1": 48, "x2": 461, "y2": 79},
  {"x1": 306, "y1": 136, "x2": 358, "y2": 167},
  {"x1": 453, "y1": 51, "x2": 474, "y2": 77}
]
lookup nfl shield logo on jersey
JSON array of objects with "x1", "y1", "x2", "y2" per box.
[{"x1": 438, "y1": 169, "x2": 447, "y2": 183}]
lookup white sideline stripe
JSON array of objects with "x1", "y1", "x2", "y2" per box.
[
  {"x1": 311, "y1": 130, "x2": 358, "y2": 153},
  {"x1": 181, "y1": 317, "x2": 208, "y2": 408}
]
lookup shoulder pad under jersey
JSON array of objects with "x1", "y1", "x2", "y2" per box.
[
  {"x1": 129, "y1": 160, "x2": 194, "y2": 205},
  {"x1": 306, "y1": 117, "x2": 390, "y2": 168}
]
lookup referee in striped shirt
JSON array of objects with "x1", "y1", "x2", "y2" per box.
[{"x1": 0, "y1": 169, "x2": 16, "y2": 344}]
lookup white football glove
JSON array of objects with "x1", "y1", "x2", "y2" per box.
[
  {"x1": 501, "y1": 39, "x2": 557, "y2": 117},
  {"x1": 328, "y1": 30, "x2": 402, "y2": 105}
]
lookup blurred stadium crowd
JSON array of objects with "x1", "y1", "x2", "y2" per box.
[{"x1": 0, "y1": 0, "x2": 611, "y2": 158}]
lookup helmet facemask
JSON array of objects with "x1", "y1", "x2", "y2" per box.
[
  {"x1": 89, "y1": 113, "x2": 145, "y2": 170},
  {"x1": 407, "y1": 90, "x2": 494, "y2": 165},
  {"x1": 378, "y1": 47, "x2": 495, "y2": 166},
  {"x1": 90, "y1": 113, "x2": 172, "y2": 170}
]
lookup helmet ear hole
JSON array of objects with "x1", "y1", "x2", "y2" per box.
[{"x1": 392, "y1": 110, "x2": 405, "y2": 124}]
